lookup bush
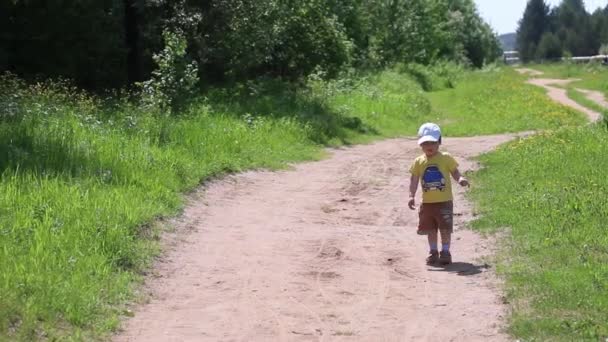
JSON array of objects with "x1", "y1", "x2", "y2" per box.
[
  {"x1": 138, "y1": 29, "x2": 199, "y2": 115},
  {"x1": 399, "y1": 62, "x2": 464, "y2": 91}
]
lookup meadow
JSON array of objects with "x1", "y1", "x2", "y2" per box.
[
  {"x1": 0, "y1": 65, "x2": 589, "y2": 340},
  {"x1": 466, "y1": 64, "x2": 608, "y2": 340},
  {"x1": 470, "y1": 124, "x2": 608, "y2": 341},
  {"x1": 426, "y1": 67, "x2": 585, "y2": 135}
]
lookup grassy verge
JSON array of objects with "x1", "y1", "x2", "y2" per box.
[
  {"x1": 470, "y1": 125, "x2": 608, "y2": 341},
  {"x1": 432, "y1": 64, "x2": 607, "y2": 340},
  {"x1": 426, "y1": 67, "x2": 586, "y2": 135},
  {"x1": 0, "y1": 70, "x2": 435, "y2": 341},
  {"x1": 529, "y1": 62, "x2": 608, "y2": 96},
  {"x1": 466, "y1": 69, "x2": 608, "y2": 341}
]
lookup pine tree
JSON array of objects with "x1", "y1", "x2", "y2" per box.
[
  {"x1": 556, "y1": 0, "x2": 594, "y2": 56},
  {"x1": 536, "y1": 32, "x2": 562, "y2": 59},
  {"x1": 516, "y1": 0, "x2": 550, "y2": 62}
]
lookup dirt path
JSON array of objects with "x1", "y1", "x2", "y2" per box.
[
  {"x1": 516, "y1": 68, "x2": 604, "y2": 122},
  {"x1": 575, "y1": 88, "x2": 608, "y2": 108},
  {"x1": 515, "y1": 68, "x2": 543, "y2": 76},
  {"x1": 114, "y1": 68, "x2": 602, "y2": 342},
  {"x1": 114, "y1": 133, "x2": 526, "y2": 342}
]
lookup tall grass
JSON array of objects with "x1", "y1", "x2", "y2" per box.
[
  {"x1": 0, "y1": 71, "x2": 431, "y2": 340},
  {"x1": 470, "y1": 125, "x2": 608, "y2": 340}
]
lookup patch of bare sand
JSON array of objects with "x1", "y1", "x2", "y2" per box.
[
  {"x1": 515, "y1": 68, "x2": 543, "y2": 76},
  {"x1": 114, "y1": 133, "x2": 532, "y2": 342}
]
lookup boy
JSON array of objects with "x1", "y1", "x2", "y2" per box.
[{"x1": 408, "y1": 123, "x2": 469, "y2": 265}]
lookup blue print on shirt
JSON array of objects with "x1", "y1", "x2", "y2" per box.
[{"x1": 422, "y1": 165, "x2": 446, "y2": 192}]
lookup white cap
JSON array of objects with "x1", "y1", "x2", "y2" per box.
[{"x1": 417, "y1": 122, "x2": 441, "y2": 145}]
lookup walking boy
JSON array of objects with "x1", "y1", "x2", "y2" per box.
[{"x1": 408, "y1": 123, "x2": 469, "y2": 265}]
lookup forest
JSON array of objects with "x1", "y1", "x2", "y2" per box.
[
  {"x1": 517, "y1": 0, "x2": 608, "y2": 61},
  {"x1": 1, "y1": 0, "x2": 501, "y2": 90}
]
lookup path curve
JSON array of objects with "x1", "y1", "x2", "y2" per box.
[
  {"x1": 114, "y1": 133, "x2": 526, "y2": 342},
  {"x1": 575, "y1": 88, "x2": 608, "y2": 108},
  {"x1": 516, "y1": 68, "x2": 603, "y2": 122}
]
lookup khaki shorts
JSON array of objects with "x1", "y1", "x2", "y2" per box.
[{"x1": 417, "y1": 201, "x2": 453, "y2": 235}]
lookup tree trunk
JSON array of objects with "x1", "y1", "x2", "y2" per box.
[{"x1": 124, "y1": 0, "x2": 142, "y2": 85}]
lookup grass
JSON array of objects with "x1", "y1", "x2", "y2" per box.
[
  {"x1": 529, "y1": 62, "x2": 608, "y2": 96},
  {"x1": 426, "y1": 67, "x2": 586, "y2": 135},
  {"x1": 470, "y1": 125, "x2": 608, "y2": 341},
  {"x1": 430, "y1": 62, "x2": 607, "y2": 340}
]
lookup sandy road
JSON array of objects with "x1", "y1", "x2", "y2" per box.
[
  {"x1": 114, "y1": 133, "x2": 525, "y2": 342},
  {"x1": 114, "y1": 68, "x2": 606, "y2": 342}
]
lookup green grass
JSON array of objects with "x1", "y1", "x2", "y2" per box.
[
  {"x1": 470, "y1": 125, "x2": 608, "y2": 341},
  {"x1": 529, "y1": 62, "x2": 608, "y2": 96},
  {"x1": 426, "y1": 67, "x2": 586, "y2": 135},
  {"x1": 430, "y1": 63, "x2": 608, "y2": 340}
]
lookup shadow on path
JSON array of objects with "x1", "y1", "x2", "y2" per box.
[{"x1": 428, "y1": 262, "x2": 491, "y2": 276}]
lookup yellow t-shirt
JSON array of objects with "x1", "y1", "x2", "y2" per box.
[{"x1": 409, "y1": 152, "x2": 458, "y2": 203}]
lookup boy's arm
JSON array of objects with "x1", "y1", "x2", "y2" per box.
[
  {"x1": 450, "y1": 168, "x2": 469, "y2": 187},
  {"x1": 408, "y1": 175, "x2": 419, "y2": 209}
]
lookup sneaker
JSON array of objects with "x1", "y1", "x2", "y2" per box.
[
  {"x1": 439, "y1": 251, "x2": 452, "y2": 265},
  {"x1": 426, "y1": 250, "x2": 439, "y2": 265}
]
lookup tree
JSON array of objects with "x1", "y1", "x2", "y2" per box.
[
  {"x1": 555, "y1": 0, "x2": 594, "y2": 56},
  {"x1": 1, "y1": 0, "x2": 503, "y2": 89},
  {"x1": 124, "y1": 0, "x2": 143, "y2": 85},
  {"x1": 517, "y1": 0, "x2": 550, "y2": 62},
  {"x1": 591, "y1": 8, "x2": 608, "y2": 54},
  {"x1": 536, "y1": 32, "x2": 562, "y2": 59}
]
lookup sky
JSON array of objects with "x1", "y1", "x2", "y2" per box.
[{"x1": 474, "y1": 0, "x2": 608, "y2": 35}]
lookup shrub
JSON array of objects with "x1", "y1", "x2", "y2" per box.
[
  {"x1": 138, "y1": 29, "x2": 199, "y2": 115},
  {"x1": 399, "y1": 62, "x2": 464, "y2": 91}
]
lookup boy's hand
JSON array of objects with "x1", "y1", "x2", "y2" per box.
[
  {"x1": 458, "y1": 177, "x2": 469, "y2": 187},
  {"x1": 408, "y1": 197, "x2": 416, "y2": 210}
]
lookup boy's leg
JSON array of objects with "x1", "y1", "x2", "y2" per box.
[
  {"x1": 427, "y1": 229, "x2": 439, "y2": 251},
  {"x1": 438, "y1": 201, "x2": 454, "y2": 265},
  {"x1": 426, "y1": 230, "x2": 439, "y2": 265},
  {"x1": 439, "y1": 229, "x2": 452, "y2": 250},
  {"x1": 420, "y1": 203, "x2": 440, "y2": 264},
  {"x1": 418, "y1": 203, "x2": 439, "y2": 235}
]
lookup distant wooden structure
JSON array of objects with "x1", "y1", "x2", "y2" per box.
[
  {"x1": 565, "y1": 55, "x2": 608, "y2": 63},
  {"x1": 503, "y1": 51, "x2": 608, "y2": 65}
]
